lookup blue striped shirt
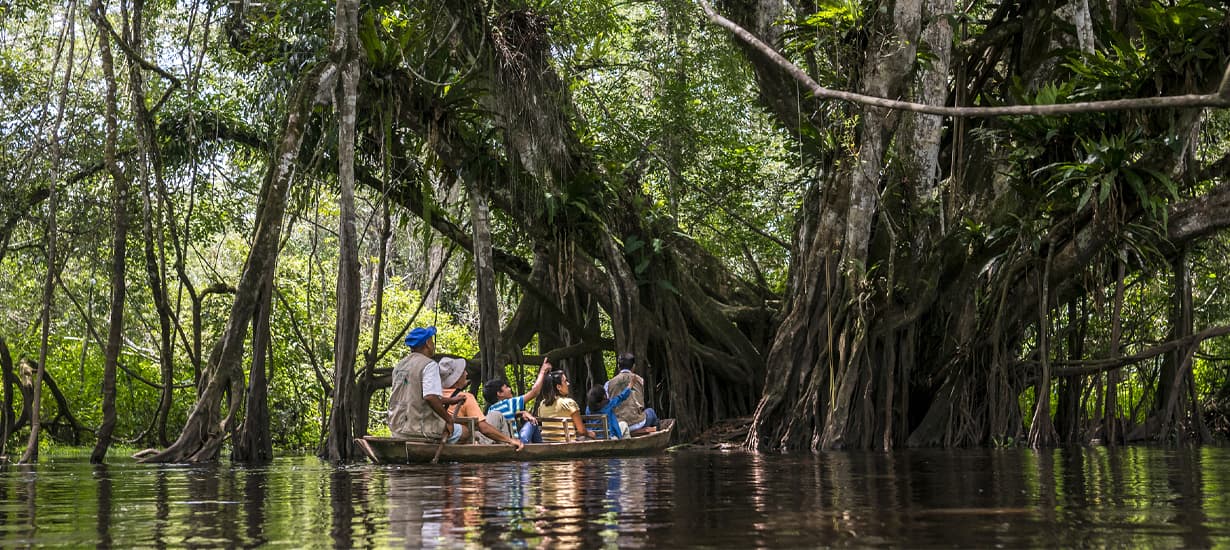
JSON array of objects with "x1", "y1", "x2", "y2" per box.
[{"x1": 488, "y1": 395, "x2": 526, "y2": 420}]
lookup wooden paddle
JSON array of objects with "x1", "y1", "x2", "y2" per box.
[{"x1": 431, "y1": 398, "x2": 462, "y2": 464}]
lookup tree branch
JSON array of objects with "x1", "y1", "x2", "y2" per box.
[
  {"x1": 54, "y1": 273, "x2": 190, "y2": 390},
  {"x1": 697, "y1": 0, "x2": 1230, "y2": 117},
  {"x1": 1219, "y1": 61, "x2": 1230, "y2": 100},
  {"x1": 1168, "y1": 180, "x2": 1230, "y2": 244},
  {"x1": 90, "y1": 0, "x2": 182, "y2": 113},
  {"x1": 1036, "y1": 324, "x2": 1230, "y2": 377}
]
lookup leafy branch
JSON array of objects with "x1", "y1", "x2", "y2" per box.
[{"x1": 697, "y1": 0, "x2": 1230, "y2": 117}]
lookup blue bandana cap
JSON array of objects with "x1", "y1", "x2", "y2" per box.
[{"x1": 405, "y1": 326, "x2": 437, "y2": 348}]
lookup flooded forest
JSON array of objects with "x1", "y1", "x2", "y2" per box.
[{"x1": 3, "y1": 0, "x2": 1230, "y2": 464}]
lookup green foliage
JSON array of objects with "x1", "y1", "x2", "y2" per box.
[
  {"x1": 783, "y1": 0, "x2": 864, "y2": 89},
  {"x1": 1131, "y1": 1, "x2": 1227, "y2": 77},
  {"x1": 1042, "y1": 132, "x2": 1177, "y2": 221},
  {"x1": 1002, "y1": 1, "x2": 1228, "y2": 236},
  {"x1": 619, "y1": 233, "x2": 667, "y2": 281},
  {"x1": 563, "y1": 0, "x2": 796, "y2": 291},
  {"x1": 804, "y1": 0, "x2": 860, "y2": 29}
]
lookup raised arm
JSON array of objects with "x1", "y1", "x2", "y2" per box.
[
  {"x1": 522, "y1": 358, "x2": 553, "y2": 401},
  {"x1": 608, "y1": 387, "x2": 634, "y2": 408}
]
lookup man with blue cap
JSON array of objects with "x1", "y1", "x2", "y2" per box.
[{"x1": 387, "y1": 326, "x2": 469, "y2": 443}]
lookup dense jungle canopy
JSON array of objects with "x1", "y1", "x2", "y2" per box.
[{"x1": 2, "y1": 0, "x2": 1230, "y2": 463}]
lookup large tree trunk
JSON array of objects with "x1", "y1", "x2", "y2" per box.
[
  {"x1": 470, "y1": 180, "x2": 502, "y2": 385},
  {"x1": 748, "y1": 0, "x2": 925, "y2": 451},
  {"x1": 140, "y1": 65, "x2": 327, "y2": 463},
  {"x1": 233, "y1": 269, "x2": 274, "y2": 462},
  {"x1": 90, "y1": 0, "x2": 129, "y2": 463},
  {"x1": 415, "y1": 0, "x2": 768, "y2": 439},
  {"x1": 322, "y1": 0, "x2": 361, "y2": 462},
  {"x1": 713, "y1": 0, "x2": 1230, "y2": 452}
]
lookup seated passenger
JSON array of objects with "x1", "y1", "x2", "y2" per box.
[
  {"x1": 388, "y1": 326, "x2": 469, "y2": 443},
  {"x1": 586, "y1": 385, "x2": 634, "y2": 439},
  {"x1": 483, "y1": 358, "x2": 553, "y2": 444},
  {"x1": 438, "y1": 357, "x2": 523, "y2": 450},
  {"x1": 606, "y1": 353, "x2": 658, "y2": 434},
  {"x1": 537, "y1": 371, "x2": 597, "y2": 440}
]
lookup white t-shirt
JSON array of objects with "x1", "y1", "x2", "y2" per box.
[{"x1": 421, "y1": 361, "x2": 443, "y2": 398}]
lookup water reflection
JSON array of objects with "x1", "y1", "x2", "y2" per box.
[
  {"x1": 1167, "y1": 450, "x2": 1211, "y2": 548},
  {"x1": 663, "y1": 447, "x2": 1230, "y2": 548},
  {"x1": 0, "y1": 464, "x2": 38, "y2": 545},
  {"x1": 95, "y1": 465, "x2": 112, "y2": 549},
  {"x1": 3, "y1": 448, "x2": 1230, "y2": 547},
  {"x1": 153, "y1": 467, "x2": 170, "y2": 546},
  {"x1": 244, "y1": 466, "x2": 268, "y2": 547},
  {"x1": 384, "y1": 457, "x2": 674, "y2": 548},
  {"x1": 532, "y1": 461, "x2": 599, "y2": 547},
  {"x1": 331, "y1": 469, "x2": 355, "y2": 547},
  {"x1": 387, "y1": 467, "x2": 452, "y2": 546}
]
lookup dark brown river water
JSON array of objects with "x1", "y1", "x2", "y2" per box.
[{"x1": 2, "y1": 446, "x2": 1229, "y2": 548}]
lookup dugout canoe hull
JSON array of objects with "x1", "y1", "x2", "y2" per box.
[{"x1": 356, "y1": 419, "x2": 674, "y2": 464}]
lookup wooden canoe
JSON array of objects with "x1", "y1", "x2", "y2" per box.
[{"x1": 356, "y1": 419, "x2": 675, "y2": 464}]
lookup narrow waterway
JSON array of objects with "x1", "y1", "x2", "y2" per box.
[{"x1": 1, "y1": 446, "x2": 1228, "y2": 547}]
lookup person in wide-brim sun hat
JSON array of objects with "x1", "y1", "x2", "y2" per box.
[{"x1": 438, "y1": 356, "x2": 467, "y2": 389}]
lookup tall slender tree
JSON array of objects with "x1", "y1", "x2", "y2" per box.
[
  {"x1": 470, "y1": 180, "x2": 501, "y2": 385},
  {"x1": 23, "y1": 0, "x2": 78, "y2": 464},
  {"x1": 322, "y1": 0, "x2": 362, "y2": 462},
  {"x1": 89, "y1": 0, "x2": 129, "y2": 464},
  {"x1": 139, "y1": 64, "x2": 329, "y2": 462}
]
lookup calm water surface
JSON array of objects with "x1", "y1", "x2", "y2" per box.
[{"x1": 2, "y1": 446, "x2": 1230, "y2": 548}]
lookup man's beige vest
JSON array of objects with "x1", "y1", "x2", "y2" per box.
[
  {"x1": 388, "y1": 352, "x2": 446, "y2": 439},
  {"x1": 607, "y1": 370, "x2": 646, "y2": 425}
]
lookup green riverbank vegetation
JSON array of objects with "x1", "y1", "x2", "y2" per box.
[{"x1": 2, "y1": 0, "x2": 1230, "y2": 462}]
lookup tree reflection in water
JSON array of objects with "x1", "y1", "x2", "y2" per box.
[
  {"x1": 244, "y1": 466, "x2": 268, "y2": 547},
  {"x1": 330, "y1": 468, "x2": 355, "y2": 547},
  {"x1": 384, "y1": 457, "x2": 670, "y2": 548},
  {"x1": 2, "y1": 463, "x2": 39, "y2": 543},
  {"x1": 387, "y1": 466, "x2": 487, "y2": 546},
  {"x1": 94, "y1": 464, "x2": 111, "y2": 548},
  {"x1": 3, "y1": 449, "x2": 1230, "y2": 546}
]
